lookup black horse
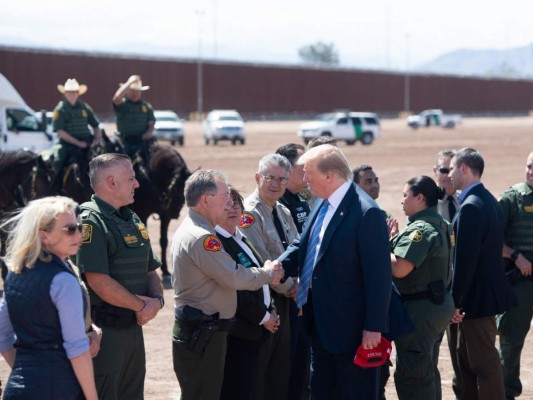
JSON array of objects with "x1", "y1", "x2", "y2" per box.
[
  {"x1": 130, "y1": 144, "x2": 191, "y2": 276},
  {"x1": 0, "y1": 150, "x2": 54, "y2": 279},
  {"x1": 56, "y1": 130, "x2": 125, "y2": 204}
]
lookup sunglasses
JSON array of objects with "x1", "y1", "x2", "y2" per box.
[
  {"x1": 437, "y1": 167, "x2": 450, "y2": 174},
  {"x1": 61, "y1": 223, "x2": 83, "y2": 236}
]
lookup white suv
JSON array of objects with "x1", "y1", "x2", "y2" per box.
[
  {"x1": 297, "y1": 112, "x2": 381, "y2": 145},
  {"x1": 203, "y1": 110, "x2": 245, "y2": 145},
  {"x1": 154, "y1": 110, "x2": 184, "y2": 146}
]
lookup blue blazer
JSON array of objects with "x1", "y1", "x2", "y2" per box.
[
  {"x1": 451, "y1": 183, "x2": 517, "y2": 318},
  {"x1": 280, "y1": 183, "x2": 395, "y2": 354}
]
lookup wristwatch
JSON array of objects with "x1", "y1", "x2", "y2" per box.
[
  {"x1": 153, "y1": 294, "x2": 165, "y2": 309},
  {"x1": 510, "y1": 250, "x2": 521, "y2": 262}
]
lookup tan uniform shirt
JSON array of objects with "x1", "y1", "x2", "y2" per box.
[
  {"x1": 242, "y1": 189, "x2": 299, "y2": 294},
  {"x1": 171, "y1": 210, "x2": 275, "y2": 319}
]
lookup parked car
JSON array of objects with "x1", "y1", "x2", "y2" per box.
[
  {"x1": 407, "y1": 109, "x2": 462, "y2": 129},
  {"x1": 203, "y1": 109, "x2": 245, "y2": 145},
  {"x1": 154, "y1": 110, "x2": 184, "y2": 146},
  {"x1": 297, "y1": 111, "x2": 381, "y2": 145}
]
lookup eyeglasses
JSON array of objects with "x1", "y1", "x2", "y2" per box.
[
  {"x1": 231, "y1": 201, "x2": 242, "y2": 210},
  {"x1": 261, "y1": 174, "x2": 288, "y2": 184},
  {"x1": 207, "y1": 192, "x2": 232, "y2": 200},
  {"x1": 437, "y1": 167, "x2": 450, "y2": 174},
  {"x1": 61, "y1": 223, "x2": 83, "y2": 236}
]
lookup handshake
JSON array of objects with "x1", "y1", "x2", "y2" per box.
[{"x1": 264, "y1": 260, "x2": 285, "y2": 285}]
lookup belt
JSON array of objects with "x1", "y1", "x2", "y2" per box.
[
  {"x1": 175, "y1": 311, "x2": 236, "y2": 332},
  {"x1": 401, "y1": 291, "x2": 430, "y2": 301}
]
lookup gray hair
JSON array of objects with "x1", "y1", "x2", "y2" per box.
[
  {"x1": 258, "y1": 154, "x2": 291, "y2": 175},
  {"x1": 1, "y1": 196, "x2": 78, "y2": 273},
  {"x1": 436, "y1": 149, "x2": 456, "y2": 167},
  {"x1": 89, "y1": 153, "x2": 132, "y2": 188},
  {"x1": 185, "y1": 169, "x2": 228, "y2": 207},
  {"x1": 298, "y1": 144, "x2": 353, "y2": 181}
]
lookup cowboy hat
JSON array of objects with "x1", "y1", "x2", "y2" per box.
[
  {"x1": 120, "y1": 79, "x2": 150, "y2": 91},
  {"x1": 57, "y1": 78, "x2": 88, "y2": 95}
]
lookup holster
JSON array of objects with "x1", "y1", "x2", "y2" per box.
[
  {"x1": 91, "y1": 303, "x2": 135, "y2": 329},
  {"x1": 428, "y1": 280, "x2": 445, "y2": 305}
]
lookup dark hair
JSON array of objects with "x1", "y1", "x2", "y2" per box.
[
  {"x1": 275, "y1": 143, "x2": 305, "y2": 166},
  {"x1": 229, "y1": 186, "x2": 244, "y2": 210},
  {"x1": 306, "y1": 136, "x2": 338, "y2": 149},
  {"x1": 352, "y1": 164, "x2": 373, "y2": 183},
  {"x1": 454, "y1": 147, "x2": 484, "y2": 177},
  {"x1": 406, "y1": 175, "x2": 445, "y2": 207}
]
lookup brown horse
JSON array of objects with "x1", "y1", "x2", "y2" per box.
[{"x1": 130, "y1": 144, "x2": 191, "y2": 276}]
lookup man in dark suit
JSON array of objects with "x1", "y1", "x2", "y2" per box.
[
  {"x1": 448, "y1": 147, "x2": 517, "y2": 400},
  {"x1": 279, "y1": 144, "x2": 392, "y2": 399}
]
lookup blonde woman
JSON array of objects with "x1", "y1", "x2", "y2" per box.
[{"x1": 0, "y1": 196, "x2": 98, "y2": 400}]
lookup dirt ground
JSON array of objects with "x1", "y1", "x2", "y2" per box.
[{"x1": 3, "y1": 117, "x2": 533, "y2": 399}]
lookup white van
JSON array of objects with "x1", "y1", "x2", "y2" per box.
[{"x1": 0, "y1": 73, "x2": 54, "y2": 152}]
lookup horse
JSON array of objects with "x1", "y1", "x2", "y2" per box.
[
  {"x1": 57, "y1": 129, "x2": 125, "y2": 204},
  {"x1": 0, "y1": 150, "x2": 54, "y2": 279},
  {"x1": 129, "y1": 143, "x2": 191, "y2": 277}
]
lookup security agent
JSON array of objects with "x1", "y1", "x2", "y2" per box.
[{"x1": 170, "y1": 169, "x2": 284, "y2": 400}]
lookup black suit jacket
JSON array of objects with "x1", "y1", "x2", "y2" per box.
[
  {"x1": 279, "y1": 183, "x2": 393, "y2": 353},
  {"x1": 217, "y1": 232, "x2": 274, "y2": 341},
  {"x1": 451, "y1": 183, "x2": 517, "y2": 318}
]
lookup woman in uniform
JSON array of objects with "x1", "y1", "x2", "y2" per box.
[
  {"x1": 389, "y1": 175, "x2": 455, "y2": 400},
  {"x1": 0, "y1": 196, "x2": 98, "y2": 400}
]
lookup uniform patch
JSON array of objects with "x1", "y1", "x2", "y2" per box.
[
  {"x1": 53, "y1": 110, "x2": 60, "y2": 121},
  {"x1": 137, "y1": 223, "x2": 149, "y2": 240},
  {"x1": 450, "y1": 232, "x2": 456, "y2": 247},
  {"x1": 408, "y1": 230, "x2": 423, "y2": 242},
  {"x1": 204, "y1": 235, "x2": 222, "y2": 252},
  {"x1": 124, "y1": 234, "x2": 138, "y2": 244},
  {"x1": 82, "y1": 224, "x2": 92, "y2": 243},
  {"x1": 81, "y1": 109, "x2": 87, "y2": 118},
  {"x1": 142, "y1": 105, "x2": 147, "y2": 113},
  {"x1": 524, "y1": 205, "x2": 533, "y2": 213},
  {"x1": 240, "y1": 212, "x2": 255, "y2": 228}
]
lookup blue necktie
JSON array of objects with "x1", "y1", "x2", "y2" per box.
[{"x1": 297, "y1": 200, "x2": 329, "y2": 308}]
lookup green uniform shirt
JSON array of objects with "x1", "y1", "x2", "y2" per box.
[
  {"x1": 76, "y1": 195, "x2": 161, "y2": 306},
  {"x1": 52, "y1": 99, "x2": 99, "y2": 142},
  {"x1": 113, "y1": 99, "x2": 155, "y2": 141},
  {"x1": 499, "y1": 182, "x2": 533, "y2": 262},
  {"x1": 391, "y1": 207, "x2": 451, "y2": 294}
]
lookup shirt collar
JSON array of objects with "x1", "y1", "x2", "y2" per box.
[
  {"x1": 325, "y1": 181, "x2": 351, "y2": 210},
  {"x1": 458, "y1": 182, "x2": 482, "y2": 203}
]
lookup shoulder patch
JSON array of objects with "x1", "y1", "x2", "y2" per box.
[
  {"x1": 137, "y1": 223, "x2": 149, "y2": 239},
  {"x1": 240, "y1": 212, "x2": 255, "y2": 228},
  {"x1": 408, "y1": 230, "x2": 423, "y2": 242},
  {"x1": 204, "y1": 235, "x2": 222, "y2": 252},
  {"x1": 82, "y1": 224, "x2": 92, "y2": 243},
  {"x1": 53, "y1": 110, "x2": 60, "y2": 121}
]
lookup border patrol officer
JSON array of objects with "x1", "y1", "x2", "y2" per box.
[
  {"x1": 170, "y1": 169, "x2": 284, "y2": 400},
  {"x1": 241, "y1": 154, "x2": 299, "y2": 400},
  {"x1": 113, "y1": 74, "x2": 155, "y2": 160},
  {"x1": 390, "y1": 176, "x2": 454, "y2": 400},
  {"x1": 76, "y1": 153, "x2": 164, "y2": 400},
  {"x1": 52, "y1": 78, "x2": 101, "y2": 191},
  {"x1": 497, "y1": 151, "x2": 533, "y2": 400}
]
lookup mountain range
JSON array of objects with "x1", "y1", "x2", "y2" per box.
[{"x1": 414, "y1": 43, "x2": 533, "y2": 79}]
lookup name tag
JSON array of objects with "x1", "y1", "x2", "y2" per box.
[{"x1": 237, "y1": 252, "x2": 252, "y2": 268}]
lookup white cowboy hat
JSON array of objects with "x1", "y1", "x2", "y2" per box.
[
  {"x1": 57, "y1": 79, "x2": 88, "y2": 95},
  {"x1": 120, "y1": 79, "x2": 150, "y2": 91}
]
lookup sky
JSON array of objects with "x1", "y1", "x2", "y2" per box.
[{"x1": 1, "y1": 0, "x2": 532, "y2": 71}]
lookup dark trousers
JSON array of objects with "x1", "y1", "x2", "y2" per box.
[
  {"x1": 93, "y1": 324, "x2": 145, "y2": 400},
  {"x1": 220, "y1": 334, "x2": 261, "y2": 400},
  {"x1": 457, "y1": 316, "x2": 505, "y2": 400},
  {"x1": 310, "y1": 330, "x2": 379, "y2": 400},
  {"x1": 288, "y1": 301, "x2": 311, "y2": 400},
  {"x1": 446, "y1": 323, "x2": 462, "y2": 399},
  {"x1": 172, "y1": 320, "x2": 228, "y2": 400},
  {"x1": 251, "y1": 294, "x2": 291, "y2": 400}
]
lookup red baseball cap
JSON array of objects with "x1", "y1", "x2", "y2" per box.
[{"x1": 353, "y1": 337, "x2": 392, "y2": 368}]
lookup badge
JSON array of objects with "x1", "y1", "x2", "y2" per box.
[
  {"x1": 137, "y1": 223, "x2": 149, "y2": 239},
  {"x1": 408, "y1": 230, "x2": 423, "y2": 242},
  {"x1": 82, "y1": 224, "x2": 92, "y2": 243},
  {"x1": 524, "y1": 205, "x2": 533, "y2": 213},
  {"x1": 237, "y1": 252, "x2": 252, "y2": 268},
  {"x1": 124, "y1": 234, "x2": 138, "y2": 244},
  {"x1": 142, "y1": 105, "x2": 147, "y2": 113},
  {"x1": 240, "y1": 212, "x2": 255, "y2": 228},
  {"x1": 82, "y1": 109, "x2": 87, "y2": 118},
  {"x1": 53, "y1": 110, "x2": 60, "y2": 121},
  {"x1": 204, "y1": 235, "x2": 222, "y2": 252}
]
